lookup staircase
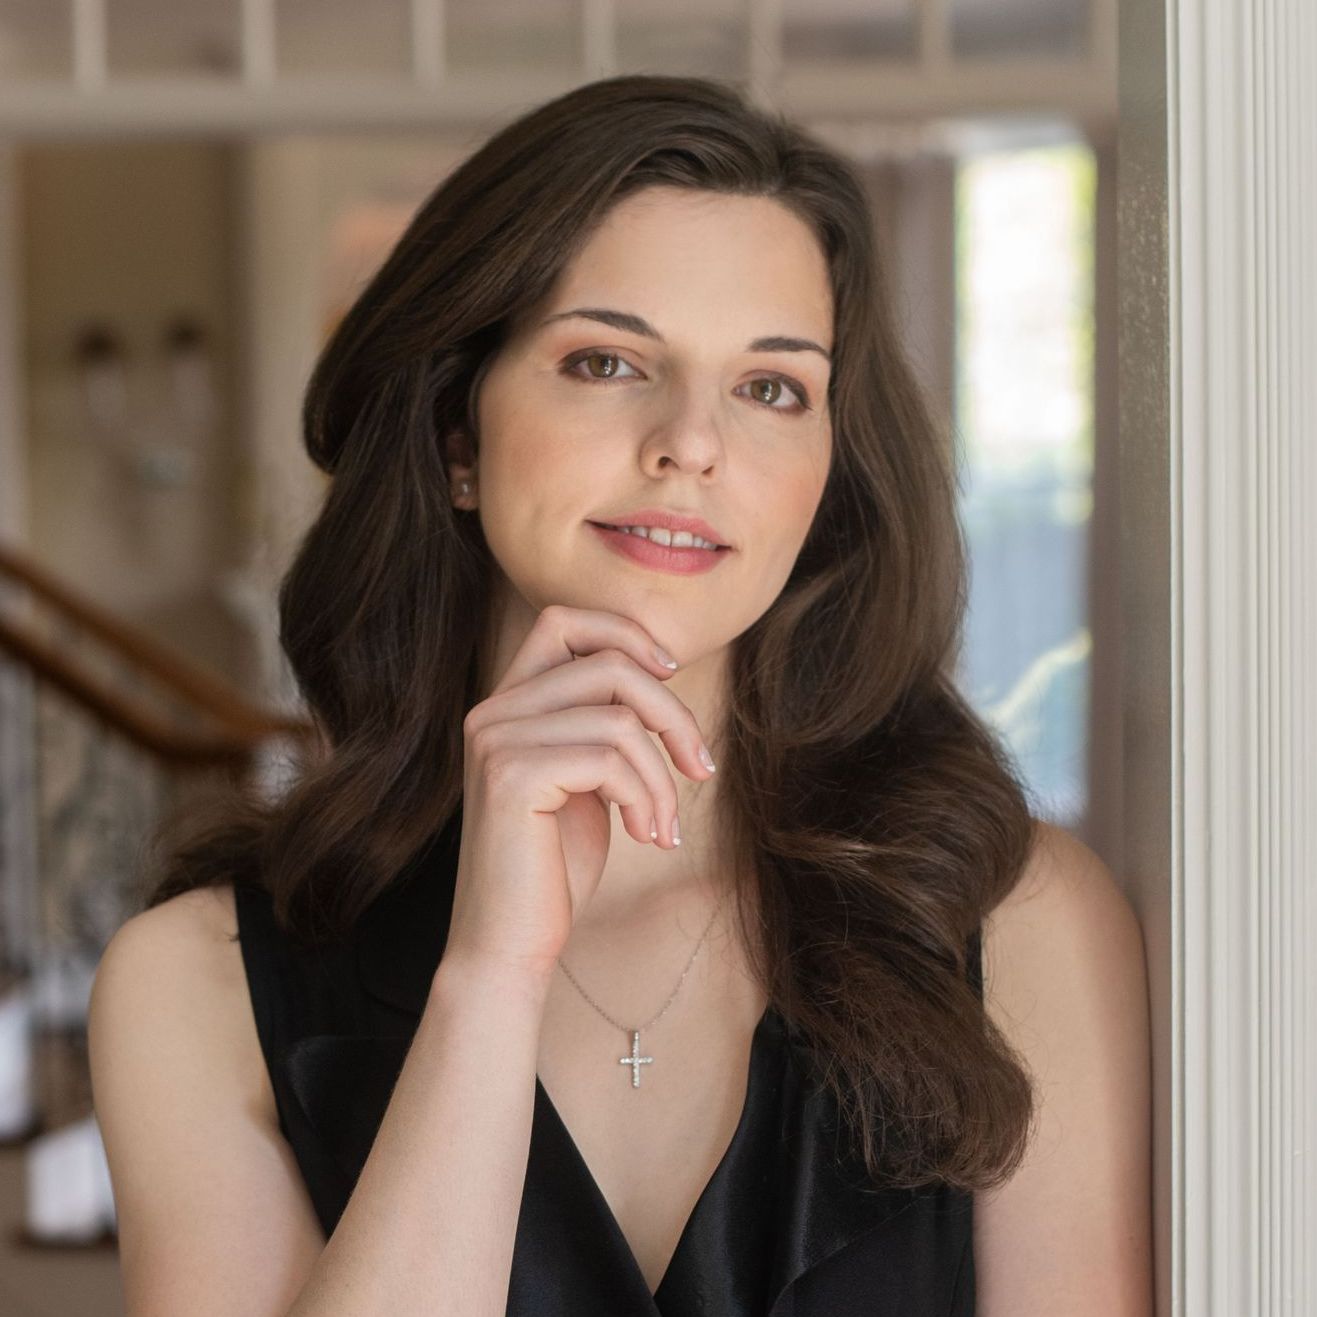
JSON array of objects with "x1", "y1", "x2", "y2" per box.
[{"x1": 0, "y1": 539, "x2": 315, "y2": 1247}]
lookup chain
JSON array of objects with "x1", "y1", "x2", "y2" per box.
[{"x1": 555, "y1": 893, "x2": 725, "y2": 1035}]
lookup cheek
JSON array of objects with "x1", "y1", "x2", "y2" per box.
[
  {"x1": 793, "y1": 429, "x2": 833, "y2": 530},
  {"x1": 479, "y1": 392, "x2": 579, "y2": 505},
  {"x1": 757, "y1": 450, "x2": 830, "y2": 545}
]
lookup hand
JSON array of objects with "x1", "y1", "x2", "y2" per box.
[{"x1": 442, "y1": 605, "x2": 716, "y2": 986}]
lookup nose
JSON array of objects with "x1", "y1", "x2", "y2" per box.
[{"x1": 638, "y1": 389, "x2": 726, "y2": 477}]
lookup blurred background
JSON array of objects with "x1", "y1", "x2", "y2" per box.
[{"x1": 0, "y1": 1, "x2": 1117, "y2": 1311}]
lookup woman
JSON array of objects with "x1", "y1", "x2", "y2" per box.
[{"x1": 88, "y1": 74, "x2": 1152, "y2": 1315}]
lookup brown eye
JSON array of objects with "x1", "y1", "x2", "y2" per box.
[
  {"x1": 742, "y1": 374, "x2": 811, "y2": 413},
  {"x1": 562, "y1": 350, "x2": 640, "y2": 382},
  {"x1": 584, "y1": 352, "x2": 620, "y2": 378}
]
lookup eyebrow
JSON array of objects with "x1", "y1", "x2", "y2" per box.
[{"x1": 539, "y1": 306, "x2": 832, "y2": 363}]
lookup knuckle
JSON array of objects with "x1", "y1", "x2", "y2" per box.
[
  {"x1": 462, "y1": 704, "x2": 486, "y2": 739},
  {"x1": 466, "y1": 721, "x2": 498, "y2": 761},
  {"x1": 601, "y1": 648, "x2": 631, "y2": 680},
  {"x1": 481, "y1": 748, "x2": 520, "y2": 789},
  {"x1": 606, "y1": 703, "x2": 641, "y2": 734}
]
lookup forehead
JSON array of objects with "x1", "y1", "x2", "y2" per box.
[{"x1": 534, "y1": 187, "x2": 834, "y2": 348}]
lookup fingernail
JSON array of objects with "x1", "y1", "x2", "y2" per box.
[
  {"x1": 654, "y1": 645, "x2": 679, "y2": 669},
  {"x1": 649, "y1": 817, "x2": 658, "y2": 841},
  {"x1": 697, "y1": 743, "x2": 716, "y2": 773},
  {"x1": 671, "y1": 814, "x2": 682, "y2": 845}
]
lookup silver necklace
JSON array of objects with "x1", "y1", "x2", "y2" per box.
[{"x1": 555, "y1": 894, "x2": 725, "y2": 1089}]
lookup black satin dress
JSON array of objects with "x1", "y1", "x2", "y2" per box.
[{"x1": 234, "y1": 804, "x2": 981, "y2": 1316}]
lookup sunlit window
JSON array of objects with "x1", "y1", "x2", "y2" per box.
[{"x1": 953, "y1": 140, "x2": 1096, "y2": 827}]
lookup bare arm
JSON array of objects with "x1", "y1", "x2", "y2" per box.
[
  {"x1": 91, "y1": 887, "x2": 553, "y2": 1317},
  {"x1": 973, "y1": 822, "x2": 1154, "y2": 1316},
  {"x1": 286, "y1": 951, "x2": 551, "y2": 1315}
]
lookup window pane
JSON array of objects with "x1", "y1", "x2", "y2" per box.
[
  {"x1": 445, "y1": 0, "x2": 580, "y2": 76},
  {"x1": 953, "y1": 140, "x2": 1096, "y2": 825},
  {"x1": 0, "y1": 0, "x2": 72, "y2": 80},
  {"x1": 617, "y1": 0, "x2": 747, "y2": 80},
  {"x1": 950, "y1": 0, "x2": 1090, "y2": 59},
  {"x1": 276, "y1": 0, "x2": 412, "y2": 77},
  {"x1": 782, "y1": 0, "x2": 919, "y2": 64},
  {"x1": 107, "y1": 0, "x2": 242, "y2": 77}
]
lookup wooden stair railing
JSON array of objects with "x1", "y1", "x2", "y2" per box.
[
  {"x1": 0, "y1": 541, "x2": 321, "y2": 1253},
  {"x1": 0, "y1": 539, "x2": 318, "y2": 770}
]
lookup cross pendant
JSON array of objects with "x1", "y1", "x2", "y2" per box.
[{"x1": 618, "y1": 1030, "x2": 654, "y2": 1088}]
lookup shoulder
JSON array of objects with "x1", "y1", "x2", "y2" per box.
[
  {"x1": 89, "y1": 882, "x2": 274, "y2": 1127},
  {"x1": 982, "y1": 819, "x2": 1145, "y2": 999},
  {"x1": 93, "y1": 884, "x2": 237, "y2": 999},
  {"x1": 980, "y1": 819, "x2": 1150, "y2": 1114},
  {"x1": 90, "y1": 886, "x2": 328, "y2": 1308},
  {"x1": 973, "y1": 820, "x2": 1153, "y2": 1315},
  {"x1": 92, "y1": 884, "x2": 243, "y2": 1022}
]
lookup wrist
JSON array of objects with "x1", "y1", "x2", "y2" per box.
[{"x1": 431, "y1": 947, "x2": 557, "y2": 1011}]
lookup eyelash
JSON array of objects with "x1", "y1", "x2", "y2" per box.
[{"x1": 559, "y1": 349, "x2": 813, "y2": 414}]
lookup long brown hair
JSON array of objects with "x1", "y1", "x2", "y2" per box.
[{"x1": 145, "y1": 73, "x2": 1037, "y2": 1193}]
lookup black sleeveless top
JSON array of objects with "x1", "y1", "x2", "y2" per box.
[{"x1": 234, "y1": 803, "x2": 981, "y2": 1315}]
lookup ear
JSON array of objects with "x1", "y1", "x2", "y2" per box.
[{"x1": 443, "y1": 428, "x2": 478, "y2": 509}]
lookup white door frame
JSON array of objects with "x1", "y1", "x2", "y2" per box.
[{"x1": 1122, "y1": 1, "x2": 1317, "y2": 1312}]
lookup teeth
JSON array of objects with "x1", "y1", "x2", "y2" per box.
[{"x1": 612, "y1": 524, "x2": 721, "y2": 550}]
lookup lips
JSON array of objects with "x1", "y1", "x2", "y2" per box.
[
  {"x1": 590, "y1": 520, "x2": 729, "y2": 549},
  {"x1": 587, "y1": 510, "x2": 732, "y2": 548},
  {"x1": 587, "y1": 521, "x2": 732, "y2": 576}
]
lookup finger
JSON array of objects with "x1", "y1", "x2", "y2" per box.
[
  {"x1": 494, "y1": 604, "x2": 679, "y2": 694},
  {"x1": 471, "y1": 704, "x2": 680, "y2": 847},
  {"x1": 484, "y1": 742, "x2": 658, "y2": 846},
  {"x1": 474, "y1": 647, "x2": 712, "y2": 790}
]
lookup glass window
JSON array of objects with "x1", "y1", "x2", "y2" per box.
[
  {"x1": 444, "y1": 0, "x2": 581, "y2": 77},
  {"x1": 781, "y1": 0, "x2": 919, "y2": 65},
  {"x1": 276, "y1": 0, "x2": 412, "y2": 77},
  {"x1": 106, "y1": 0, "x2": 242, "y2": 78},
  {"x1": 617, "y1": 0, "x2": 748, "y2": 80},
  {"x1": 0, "y1": 0, "x2": 72, "y2": 80},
  {"x1": 950, "y1": 0, "x2": 1090, "y2": 60},
  {"x1": 953, "y1": 138, "x2": 1096, "y2": 826}
]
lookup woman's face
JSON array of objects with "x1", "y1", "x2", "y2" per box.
[{"x1": 460, "y1": 185, "x2": 835, "y2": 667}]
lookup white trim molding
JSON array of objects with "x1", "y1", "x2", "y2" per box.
[
  {"x1": 1124, "y1": 0, "x2": 1317, "y2": 1312},
  {"x1": 0, "y1": 0, "x2": 1117, "y2": 137}
]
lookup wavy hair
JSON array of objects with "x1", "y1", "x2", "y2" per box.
[{"x1": 145, "y1": 73, "x2": 1037, "y2": 1192}]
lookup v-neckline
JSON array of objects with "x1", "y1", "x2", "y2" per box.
[
  {"x1": 532, "y1": 1002, "x2": 777, "y2": 1305},
  {"x1": 277, "y1": 804, "x2": 983, "y2": 1314}
]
